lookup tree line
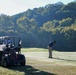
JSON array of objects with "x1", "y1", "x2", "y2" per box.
[{"x1": 0, "y1": 2, "x2": 76, "y2": 51}]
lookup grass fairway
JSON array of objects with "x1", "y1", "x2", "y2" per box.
[
  {"x1": 0, "y1": 66, "x2": 25, "y2": 75},
  {"x1": 21, "y1": 48, "x2": 48, "y2": 52},
  {"x1": 0, "y1": 48, "x2": 76, "y2": 75}
]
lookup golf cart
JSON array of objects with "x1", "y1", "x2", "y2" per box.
[{"x1": 0, "y1": 36, "x2": 26, "y2": 67}]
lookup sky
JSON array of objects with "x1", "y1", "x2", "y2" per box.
[{"x1": 0, "y1": 0, "x2": 74, "y2": 16}]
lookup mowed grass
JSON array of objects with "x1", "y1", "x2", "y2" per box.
[
  {"x1": 21, "y1": 48, "x2": 48, "y2": 52},
  {"x1": 0, "y1": 58, "x2": 76, "y2": 75},
  {"x1": 0, "y1": 66, "x2": 25, "y2": 75},
  {"x1": 27, "y1": 58, "x2": 76, "y2": 75},
  {"x1": 0, "y1": 48, "x2": 76, "y2": 75}
]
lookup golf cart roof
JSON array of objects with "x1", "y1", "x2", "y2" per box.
[
  {"x1": 0, "y1": 36, "x2": 21, "y2": 47},
  {"x1": 0, "y1": 36, "x2": 20, "y2": 39}
]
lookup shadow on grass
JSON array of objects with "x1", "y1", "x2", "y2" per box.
[
  {"x1": 53, "y1": 57, "x2": 76, "y2": 62},
  {"x1": 9, "y1": 65, "x2": 57, "y2": 75}
]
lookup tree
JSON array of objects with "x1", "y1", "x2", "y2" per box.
[{"x1": 59, "y1": 18, "x2": 73, "y2": 27}]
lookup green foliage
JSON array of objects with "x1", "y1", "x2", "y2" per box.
[
  {"x1": 62, "y1": 2, "x2": 76, "y2": 11},
  {"x1": 59, "y1": 18, "x2": 73, "y2": 27},
  {"x1": 0, "y1": 2, "x2": 76, "y2": 51},
  {"x1": 40, "y1": 21, "x2": 55, "y2": 32}
]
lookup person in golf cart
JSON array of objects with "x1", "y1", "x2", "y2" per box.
[
  {"x1": 0, "y1": 36, "x2": 25, "y2": 67},
  {"x1": 2, "y1": 38, "x2": 13, "y2": 52},
  {"x1": 2, "y1": 36, "x2": 21, "y2": 54}
]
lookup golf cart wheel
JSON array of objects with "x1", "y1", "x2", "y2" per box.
[
  {"x1": 18, "y1": 54, "x2": 26, "y2": 66},
  {"x1": 20, "y1": 61, "x2": 25, "y2": 66},
  {"x1": 20, "y1": 56, "x2": 26, "y2": 66},
  {"x1": 3, "y1": 60, "x2": 9, "y2": 67}
]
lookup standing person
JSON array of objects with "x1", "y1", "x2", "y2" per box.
[{"x1": 48, "y1": 40, "x2": 56, "y2": 58}]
